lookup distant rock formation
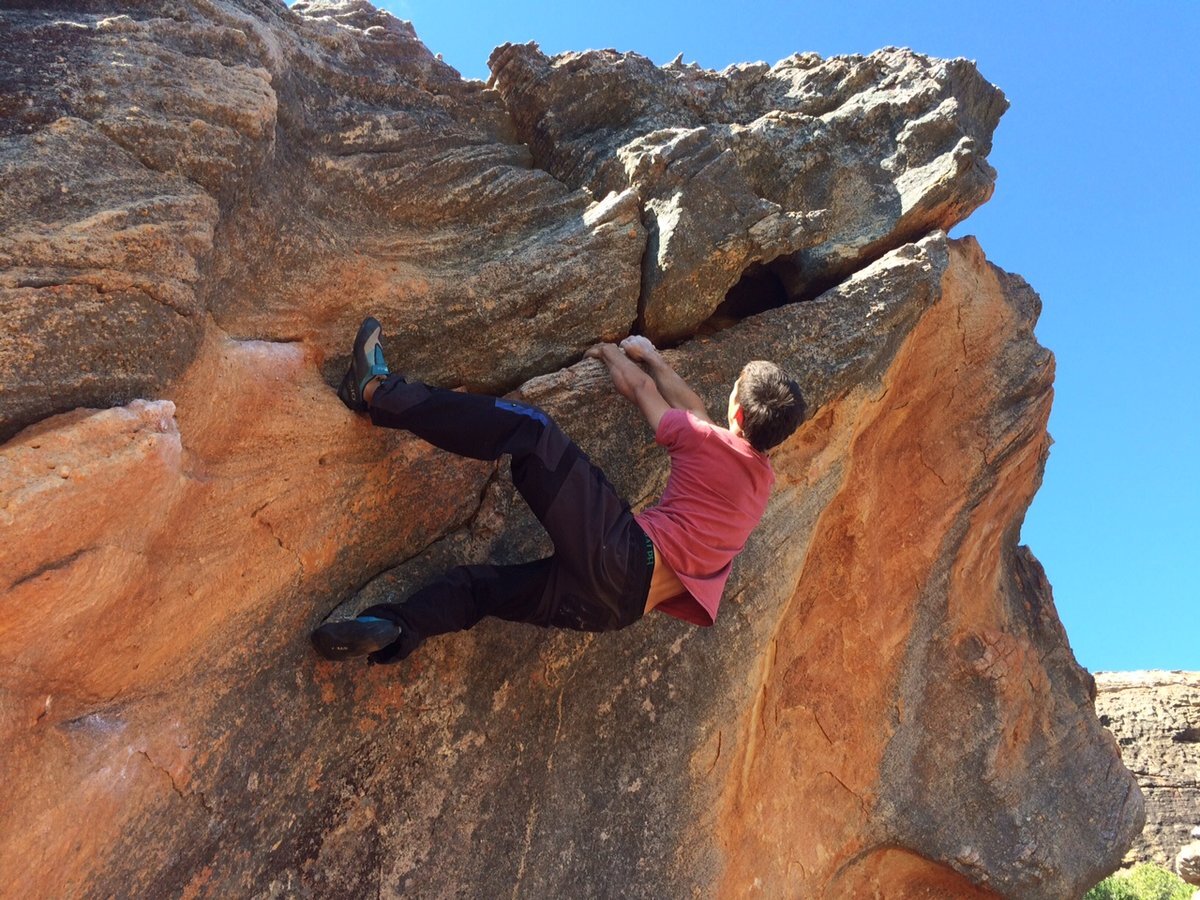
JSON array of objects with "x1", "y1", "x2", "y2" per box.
[
  {"x1": 1095, "y1": 672, "x2": 1200, "y2": 868},
  {"x1": 0, "y1": 1, "x2": 1142, "y2": 897}
]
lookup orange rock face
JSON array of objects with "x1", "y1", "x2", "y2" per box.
[
  {"x1": 0, "y1": 2, "x2": 1141, "y2": 898},
  {"x1": 0, "y1": 330, "x2": 489, "y2": 894},
  {"x1": 711, "y1": 239, "x2": 1129, "y2": 898}
]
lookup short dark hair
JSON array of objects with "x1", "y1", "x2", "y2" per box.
[{"x1": 735, "y1": 361, "x2": 806, "y2": 452}]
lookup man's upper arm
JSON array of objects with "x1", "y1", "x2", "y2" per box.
[
  {"x1": 644, "y1": 356, "x2": 711, "y2": 423},
  {"x1": 667, "y1": 391, "x2": 710, "y2": 424},
  {"x1": 632, "y1": 377, "x2": 672, "y2": 432},
  {"x1": 682, "y1": 397, "x2": 712, "y2": 424}
]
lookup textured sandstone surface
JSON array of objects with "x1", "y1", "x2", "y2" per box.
[
  {"x1": 1095, "y1": 672, "x2": 1200, "y2": 868},
  {"x1": 0, "y1": 1, "x2": 1142, "y2": 898},
  {"x1": 489, "y1": 41, "x2": 1005, "y2": 343}
]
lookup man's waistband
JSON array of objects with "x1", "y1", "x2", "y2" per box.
[{"x1": 642, "y1": 531, "x2": 656, "y2": 569}]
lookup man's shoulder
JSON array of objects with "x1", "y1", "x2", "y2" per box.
[{"x1": 657, "y1": 407, "x2": 701, "y2": 444}]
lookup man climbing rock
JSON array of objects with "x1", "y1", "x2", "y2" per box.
[{"x1": 311, "y1": 317, "x2": 806, "y2": 663}]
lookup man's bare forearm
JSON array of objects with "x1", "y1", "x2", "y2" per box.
[
  {"x1": 586, "y1": 342, "x2": 670, "y2": 429},
  {"x1": 644, "y1": 355, "x2": 706, "y2": 412},
  {"x1": 620, "y1": 336, "x2": 709, "y2": 419},
  {"x1": 587, "y1": 342, "x2": 649, "y2": 402}
]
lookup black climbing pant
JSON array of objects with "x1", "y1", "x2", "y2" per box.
[{"x1": 358, "y1": 376, "x2": 653, "y2": 663}]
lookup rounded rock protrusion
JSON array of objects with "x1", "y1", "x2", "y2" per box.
[{"x1": 1177, "y1": 827, "x2": 1200, "y2": 886}]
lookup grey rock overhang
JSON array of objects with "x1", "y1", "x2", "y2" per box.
[
  {"x1": 489, "y1": 41, "x2": 1008, "y2": 342},
  {"x1": 2, "y1": 1, "x2": 1005, "y2": 444}
]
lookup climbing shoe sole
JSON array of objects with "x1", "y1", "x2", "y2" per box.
[{"x1": 311, "y1": 616, "x2": 401, "y2": 661}]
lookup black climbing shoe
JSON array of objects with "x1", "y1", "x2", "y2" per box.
[
  {"x1": 337, "y1": 316, "x2": 390, "y2": 412},
  {"x1": 311, "y1": 616, "x2": 401, "y2": 661}
]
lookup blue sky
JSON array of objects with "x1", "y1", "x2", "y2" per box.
[{"x1": 373, "y1": 1, "x2": 1198, "y2": 672}]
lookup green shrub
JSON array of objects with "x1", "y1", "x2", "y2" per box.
[{"x1": 1084, "y1": 863, "x2": 1193, "y2": 900}]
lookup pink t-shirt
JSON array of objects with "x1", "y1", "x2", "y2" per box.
[{"x1": 634, "y1": 409, "x2": 775, "y2": 626}]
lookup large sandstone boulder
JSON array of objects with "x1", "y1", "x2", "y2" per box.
[{"x1": 0, "y1": 1, "x2": 1142, "y2": 897}]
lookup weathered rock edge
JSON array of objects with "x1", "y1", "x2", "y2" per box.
[
  {"x1": 0, "y1": 1, "x2": 1142, "y2": 898},
  {"x1": 488, "y1": 40, "x2": 1006, "y2": 342}
]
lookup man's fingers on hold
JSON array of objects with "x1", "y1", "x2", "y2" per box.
[
  {"x1": 585, "y1": 343, "x2": 613, "y2": 360},
  {"x1": 620, "y1": 334, "x2": 656, "y2": 358}
]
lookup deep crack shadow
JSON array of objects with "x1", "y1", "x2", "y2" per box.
[{"x1": 696, "y1": 257, "x2": 805, "y2": 337}]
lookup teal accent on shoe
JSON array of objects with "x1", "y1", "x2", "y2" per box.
[
  {"x1": 355, "y1": 317, "x2": 390, "y2": 397},
  {"x1": 337, "y1": 316, "x2": 391, "y2": 412},
  {"x1": 358, "y1": 341, "x2": 389, "y2": 396}
]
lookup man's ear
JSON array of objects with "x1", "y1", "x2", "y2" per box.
[{"x1": 735, "y1": 406, "x2": 745, "y2": 428}]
